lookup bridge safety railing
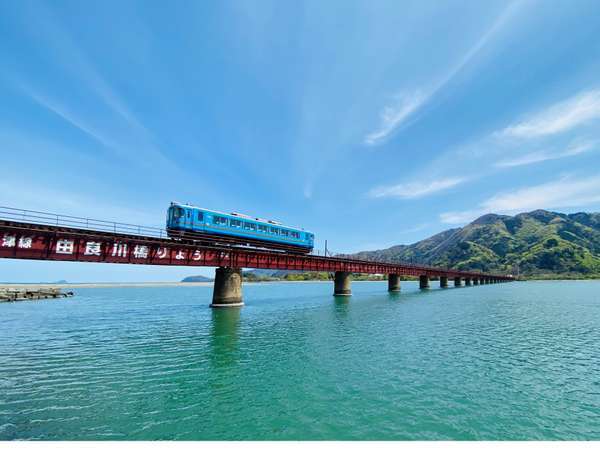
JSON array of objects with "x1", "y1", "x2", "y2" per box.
[
  {"x1": 328, "y1": 251, "x2": 495, "y2": 278},
  {"x1": 0, "y1": 206, "x2": 510, "y2": 279},
  {"x1": 0, "y1": 206, "x2": 168, "y2": 239}
]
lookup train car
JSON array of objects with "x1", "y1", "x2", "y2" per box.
[{"x1": 166, "y1": 202, "x2": 314, "y2": 253}]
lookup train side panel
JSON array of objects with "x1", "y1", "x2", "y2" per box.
[{"x1": 167, "y1": 205, "x2": 314, "y2": 250}]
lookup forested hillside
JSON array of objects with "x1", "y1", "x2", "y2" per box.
[{"x1": 349, "y1": 210, "x2": 600, "y2": 277}]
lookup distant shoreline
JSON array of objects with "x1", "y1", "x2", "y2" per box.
[
  {"x1": 1, "y1": 279, "x2": 598, "y2": 289},
  {"x1": 0, "y1": 282, "x2": 213, "y2": 289},
  {"x1": 0, "y1": 280, "x2": 382, "y2": 289}
]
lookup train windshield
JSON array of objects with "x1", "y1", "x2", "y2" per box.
[{"x1": 172, "y1": 207, "x2": 184, "y2": 219}]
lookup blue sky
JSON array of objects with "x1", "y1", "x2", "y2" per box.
[{"x1": 2, "y1": 0, "x2": 600, "y2": 282}]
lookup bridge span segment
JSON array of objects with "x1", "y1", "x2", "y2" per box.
[{"x1": 0, "y1": 215, "x2": 514, "y2": 307}]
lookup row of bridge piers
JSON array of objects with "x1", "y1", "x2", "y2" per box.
[{"x1": 211, "y1": 267, "x2": 510, "y2": 307}]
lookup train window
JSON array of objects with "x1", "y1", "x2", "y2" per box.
[
  {"x1": 244, "y1": 222, "x2": 256, "y2": 231},
  {"x1": 270, "y1": 227, "x2": 279, "y2": 235},
  {"x1": 213, "y1": 216, "x2": 228, "y2": 226},
  {"x1": 281, "y1": 229, "x2": 289, "y2": 237},
  {"x1": 258, "y1": 225, "x2": 268, "y2": 232},
  {"x1": 197, "y1": 211, "x2": 203, "y2": 221},
  {"x1": 230, "y1": 219, "x2": 241, "y2": 227},
  {"x1": 173, "y1": 207, "x2": 184, "y2": 219},
  {"x1": 291, "y1": 231, "x2": 299, "y2": 239},
  {"x1": 187, "y1": 210, "x2": 191, "y2": 218}
]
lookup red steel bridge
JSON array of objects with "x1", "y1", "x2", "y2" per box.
[{"x1": 0, "y1": 206, "x2": 514, "y2": 307}]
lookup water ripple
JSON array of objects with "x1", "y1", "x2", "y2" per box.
[{"x1": 1, "y1": 281, "x2": 600, "y2": 439}]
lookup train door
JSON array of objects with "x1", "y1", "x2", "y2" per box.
[{"x1": 185, "y1": 208, "x2": 192, "y2": 230}]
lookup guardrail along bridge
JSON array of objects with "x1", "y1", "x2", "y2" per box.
[{"x1": 0, "y1": 206, "x2": 514, "y2": 307}]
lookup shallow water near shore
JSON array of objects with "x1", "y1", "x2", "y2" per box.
[{"x1": 1, "y1": 280, "x2": 599, "y2": 440}]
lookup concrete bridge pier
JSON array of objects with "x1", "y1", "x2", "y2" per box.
[
  {"x1": 211, "y1": 267, "x2": 244, "y2": 308},
  {"x1": 465, "y1": 278, "x2": 472, "y2": 286},
  {"x1": 419, "y1": 275, "x2": 430, "y2": 289},
  {"x1": 454, "y1": 277, "x2": 462, "y2": 287},
  {"x1": 334, "y1": 271, "x2": 352, "y2": 296},
  {"x1": 473, "y1": 278, "x2": 479, "y2": 285},
  {"x1": 388, "y1": 274, "x2": 401, "y2": 292},
  {"x1": 440, "y1": 276, "x2": 448, "y2": 288}
]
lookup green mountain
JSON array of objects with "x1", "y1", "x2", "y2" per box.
[
  {"x1": 349, "y1": 210, "x2": 600, "y2": 277},
  {"x1": 181, "y1": 275, "x2": 214, "y2": 282}
]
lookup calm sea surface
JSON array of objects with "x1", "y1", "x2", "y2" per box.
[{"x1": 1, "y1": 280, "x2": 599, "y2": 440}]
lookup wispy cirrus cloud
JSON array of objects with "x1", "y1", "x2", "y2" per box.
[
  {"x1": 364, "y1": 1, "x2": 522, "y2": 146},
  {"x1": 495, "y1": 140, "x2": 596, "y2": 168},
  {"x1": 498, "y1": 89, "x2": 600, "y2": 139},
  {"x1": 364, "y1": 91, "x2": 426, "y2": 146},
  {"x1": 482, "y1": 175, "x2": 600, "y2": 211},
  {"x1": 440, "y1": 175, "x2": 600, "y2": 224},
  {"x1": 8, "y1": 2, "x2": 180, "y2": 173},
  {"x1": 428, "y1": 89, "x2": 600, "y2": 179},
  {"x1": 369, "y1": 176, "x2": 467, "y2": 199},
  {"x1": 25, "y1": 88, "x2": 120, "y2": 151}
]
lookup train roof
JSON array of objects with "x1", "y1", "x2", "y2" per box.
[{"x1": 170, "y1": 202, "x2": 312, "y2": 233}]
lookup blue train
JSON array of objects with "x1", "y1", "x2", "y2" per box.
[{"x1": 166, "y1": 202, "x2": 314, "y2": 253}]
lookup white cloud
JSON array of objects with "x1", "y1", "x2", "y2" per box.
[
  {"x1": 499, "y1": 89, "x2": 600, "y2": 139},
  {"x1": 364, "y1": 91, "x2": 426, "y2": 146},
  {"x1": 482, "y1": 176, "x2": 600, "y2": 211},
  {"x1": 370, "y1": 177, "x2": 466, "y2": 199},
  {"x1": 0, "y1": 177, "x2": 160, "y2": 227},
  {"x1": 20, "y1": 83, "x2": 180, "y2": 173},
  {"x1": 26, "y1": 89, "x2": 119, "y2": 150},
  {"x1": 303, "y1": 183, "x2": 313, "y2": 199},
  {"x1": 495, "y1": 151, "x2": 554, "y2": 168},
  {"x1": 440, "y1": 209, "x2": 486, "y2": 225},
  {"x1": 495, "y1": 141, "x2": 596, "y2": 168},
  {"x1": 364, "y1": 1, "x2": 521, "y2": 146},
  {"x1": 440, "y1": 175, "x2": 600, "y2": 224}
]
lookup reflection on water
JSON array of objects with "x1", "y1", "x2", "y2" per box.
[
  {"x1": 388, "y1": 290, "x2": 402, "y2": 299},
  {"x1": 333, "y1": 295, "x2": 350, "y2": 308},
  {"x1": 209, "y1": 307, "x2": 241, "y2": 371}
]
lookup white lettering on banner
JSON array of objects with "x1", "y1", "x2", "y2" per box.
[
  {"x1": 112, "y1": 243, "x2": 128, "y2": 257},
  {"x1": 84, "y1": 242, "x2": 102, "y2": 256},
  {"x1": 56, "y1": 239, "x2": 74, "y2": 254}
]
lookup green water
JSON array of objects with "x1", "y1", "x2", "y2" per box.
[{"x1": 1, "y1": 280, "x2": 599, "y2": 440}]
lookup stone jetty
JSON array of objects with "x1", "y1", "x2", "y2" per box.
[{"x1": 0, "y1": 287, "x2": 74, "y2": 302}]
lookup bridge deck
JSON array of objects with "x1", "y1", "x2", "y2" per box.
[{"x1": 0, "y1": 219, "x2": 512, "y2": 281}]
